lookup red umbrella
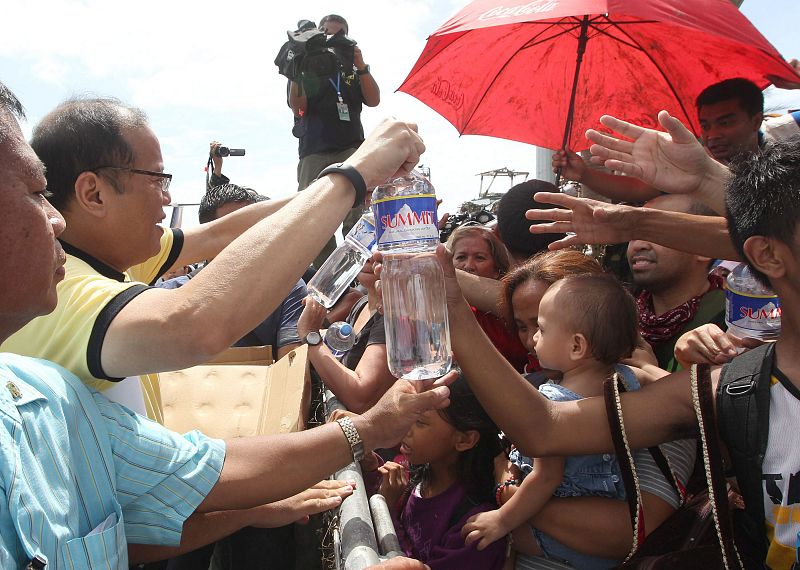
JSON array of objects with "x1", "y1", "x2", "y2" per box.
[{"x1": 398, "y1": 0, "x2": 800, "y2": 153}]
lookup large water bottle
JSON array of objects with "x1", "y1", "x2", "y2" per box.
[
  {"x1": 307, "y1": 212, "x2": 376, "y2": 308},
  {"x1": 324, "y1": 322, "x2": 357, "y2": 357},
  {"x1": 372, "y1": 170, "x2": 452, "y2": 380},
  {"x1": 725, "y1": 263, "x2": 781, "y2": 340}
]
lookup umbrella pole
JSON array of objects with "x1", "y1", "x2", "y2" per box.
[{"x1": 555, "y1": 15, "x2": 590, "y2": 189}]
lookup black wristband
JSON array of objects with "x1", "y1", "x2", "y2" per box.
[{"x1": 317, "y1": 163, "x2": 368, "y2": 208}]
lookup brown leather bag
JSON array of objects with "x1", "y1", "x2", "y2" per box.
[{"x1": 604, "y1": 364, "x2": 748, "y2": 570}]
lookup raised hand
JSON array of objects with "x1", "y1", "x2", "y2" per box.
[
  {"x1": 378, "y1": 460, "x2": 409, "y2": 509},
  {"x1": 209, "y1": 141, "x2": 223, "y2": 175},
  {"x1": 551, "y1": 148, "x2": 587, "y2": 182},
  {"x1": 586, "y1": 111, "x2": 724, "y2": 199},
  {"x1": 344, "y1": 119, "x2": 425, "y2": 189},
  {"x1": 297, "y1": 296, "x2": 328, "y2": 340},
  {"x1": 525, "y1": 192, "x2": 638, "y2": 249}
]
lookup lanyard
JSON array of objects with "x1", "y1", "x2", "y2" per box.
[{"x1": 328, "y1": 73, "x2": 343, "y2": 102}]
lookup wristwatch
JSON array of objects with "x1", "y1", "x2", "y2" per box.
[
  {"x1": 336, "y1": 416, "x2": 365, "y2": 461},
  {"x1": 317, "y1": 163, "x2": 368, "y2": 208},
  {"x1": 356, "y1": 64, "x2": 371, "y2": 76},
  {"x1": 303, "y1": 331, "x2": 322, "y2": 346}
]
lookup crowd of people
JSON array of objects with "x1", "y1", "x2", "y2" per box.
[{"x1": 2, "y1": 10, "x2": 800, "y2": 570}]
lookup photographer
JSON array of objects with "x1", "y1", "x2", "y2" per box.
[
  {"x1": 288, "y1": 14, "x2": 380, "y2": 268},
  {"x1": 207, "y1": 140, "x2": 247, "y2": 191}
]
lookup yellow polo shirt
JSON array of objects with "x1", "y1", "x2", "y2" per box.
[{"x1": 1, "y1": 229, "x2": 183, "y2": 423}]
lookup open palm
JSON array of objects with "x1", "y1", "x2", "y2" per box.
[{"x1": 586, "y1": 111, "x2": 715, "y2": 195}]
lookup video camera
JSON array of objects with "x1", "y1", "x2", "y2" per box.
[
  {"x1": 274, "y1": 19, "x2": 357, "y2": 81},
  {"x1": 439, "y1": 210, "x2": 496, "y2": 243},
  {"x1": 212, "y1": 146, "x2": 245, "y2": 158}
]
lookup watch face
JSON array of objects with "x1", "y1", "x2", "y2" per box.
[{"x1": 305, "y1": 331, "x2": 322, "y2": 346}]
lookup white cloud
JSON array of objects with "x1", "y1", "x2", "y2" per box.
[{"x1": 3, "y1": 0, "x2": 799, "y2": 221}]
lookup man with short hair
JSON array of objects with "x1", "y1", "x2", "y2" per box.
[
  {"x1": 627, "y1": 194, "x2": 725, "y2": 371},
  {"x1": 2, "y1": 96, "x2": 418, "y2": 422},
  {"x1": 695, "y1": 77, "x2": 764, "y2": 163},
  {"x1": 0, "y1": 81, "x2": 450, "y2": 568},
  {"x1": 495, "y1": 179, "x2": 567, "y2": 266},
  {"x1": 552, "y1": 77, "x2": 765, "y2": 203},
  {"x1": 198, "y1": 183, "x2": 266, "y2": 224}
]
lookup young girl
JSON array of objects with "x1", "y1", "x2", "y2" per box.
[
  {"x1": 464, "y1": 273, "x2": 659, "y2": 569},
  {"x1": 363, "y1": 376, "x2": 507, "y2": 570}
]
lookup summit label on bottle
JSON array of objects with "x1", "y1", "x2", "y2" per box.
[
  {"x1": 374, "y1": 194, "x2": 439, "y2": 246},
  {"x1": 725, "y1": 289, "x2": 782, "y2": 333}
]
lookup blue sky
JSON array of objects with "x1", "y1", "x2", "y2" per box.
[{"x1": 2, "y1": 0, "x2": 799, "y2": 220}]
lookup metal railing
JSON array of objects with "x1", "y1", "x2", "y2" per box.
[{"x1": 325, "y1": 390, "x2": 403, "y2": 569}]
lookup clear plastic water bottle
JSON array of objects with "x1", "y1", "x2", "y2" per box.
[
  {"x1": 324, "y1": 322, "x2": 357, "y2": 357},
  {"x1": 725, "y1": 263, "x2": 781, "y2": 340},
  {"x1": 372, "y1": 170, "x2": 452, "y2": 380},
  {"x1": 307, "y1": 212, "x2": 376, "y2": 308}
]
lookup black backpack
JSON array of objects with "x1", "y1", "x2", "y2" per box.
[{"x1": 717, "y1": 342, "x2": 776, "y2": 565}]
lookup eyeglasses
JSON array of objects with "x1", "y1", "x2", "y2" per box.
[{"x1": 92, "y1": 166, "x2": 172, "y2": 194}]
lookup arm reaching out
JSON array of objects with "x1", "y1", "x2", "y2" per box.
[
  {"x1": 526, "y1": 192, "x2": 739, "y2": 260},
  {"x1": 674, "y1": 323, "x2": 764, "y2": 368},
  {"x1": 101, "y1": 118, "x2": 426, "y2": 378},
  {"x1": 463, "y1": 455, "x2": 564, "y2": 552},
  {"x1": 552, "y1": 148, "x2": 660, "y2": 203},
  {"x1": 586, "y1": 111, "x2": 730, "y2": 214}
]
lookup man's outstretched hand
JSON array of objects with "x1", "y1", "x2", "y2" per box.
[
  {"x1": 586, "y1": 111, "x2": 722, "y2": 200},
  {"x1": 525, "y1": 192, "x2": 639, "y2": 249}
]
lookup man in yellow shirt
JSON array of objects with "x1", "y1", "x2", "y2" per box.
[{"x1": 2, "y1": 97, "x2": 423, "y2": 422}]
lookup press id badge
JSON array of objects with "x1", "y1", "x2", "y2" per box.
[{"x1": 337, "y1": 101, "x2": 351, "y2": 122}]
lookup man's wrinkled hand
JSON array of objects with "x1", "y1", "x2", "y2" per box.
[{"x1": 362, "y1": 373, "x2": 455, "y2": 450}]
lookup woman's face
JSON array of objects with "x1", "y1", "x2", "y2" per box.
[
  {"x1": 452, "y1": 236, "x2": 499, "y2": 279},
  {"x1": 511, "y1": 279, "x2": 550, "y2": 354}
]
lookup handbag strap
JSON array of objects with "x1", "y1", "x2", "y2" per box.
[
  {"x1": 608, "y1": 372, "x2": 686, "y2": 503},
  {"x1": 603, "y1": 372, "x2": 644, "y2": 561},
  {"x1": 604, "y1": 366, "x2": 744, "y2": 569},
  {"x1": 690, "y1": 364, "x2": 744, "y2": 570}
]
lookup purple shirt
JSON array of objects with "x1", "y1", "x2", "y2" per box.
[{"x1": 395, "y1": 482, "x2": 506, "y2": 570}]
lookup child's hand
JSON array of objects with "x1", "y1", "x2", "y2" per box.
[
  {"x1": 359, "y1": 451, "x2": 382, "y2": 473},
  {"x1": 378, "y1": 461, "x2": 408, "y2": 509},
  {"x1": 462, "y1": 510, "x2": 510, "y2": 551}
]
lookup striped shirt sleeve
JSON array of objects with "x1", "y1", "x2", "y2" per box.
[{"x1": 91, "y1": 394, "x2": 225, "y2": 546}]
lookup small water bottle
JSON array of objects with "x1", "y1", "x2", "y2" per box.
[
  {"x1": 725, "y1": 263, "x2": 781, "y2": 340},
  {"x1": 307, "y1": 212, "x2": 376, "y2": 308},
  {"x1": 324, "y1": 322, "x2": 357, "y2": 357},
  {"x1": 372, "y1": 170, "x2": 452, "y2": 380}
]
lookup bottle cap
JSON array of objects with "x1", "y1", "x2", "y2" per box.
[{"x1": 340, "y1": 323, "x2": 353, "y2": 337}]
